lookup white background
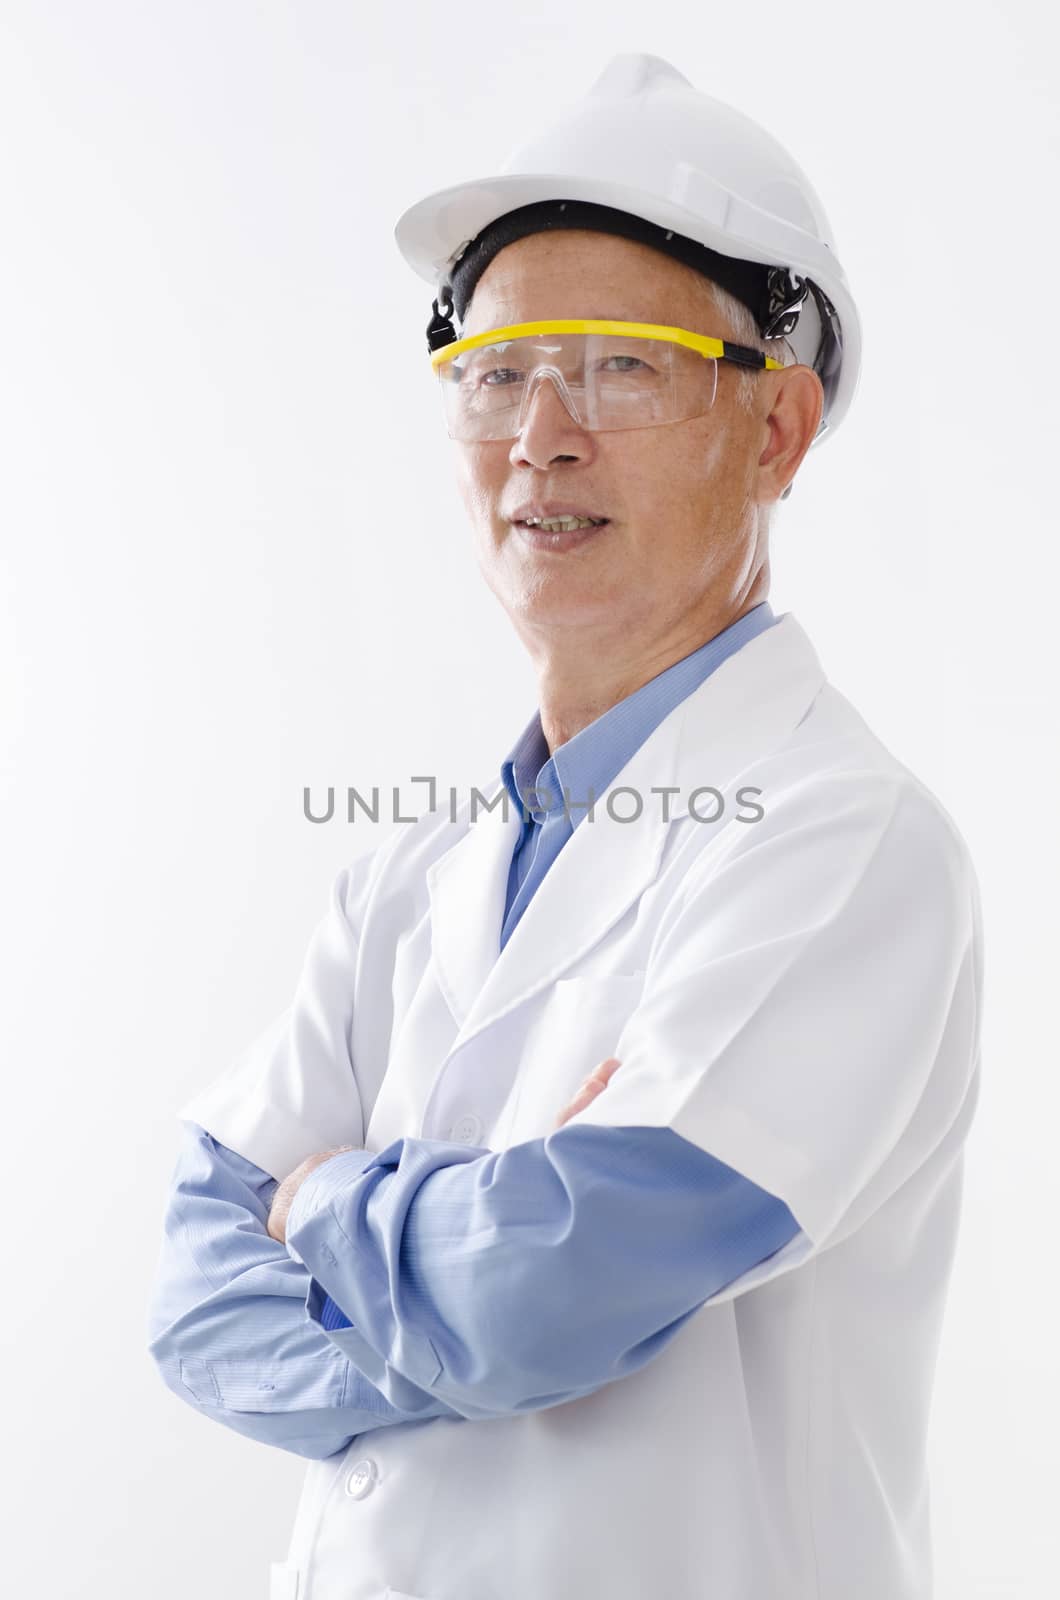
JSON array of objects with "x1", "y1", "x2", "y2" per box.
[{"x1": 2, "y1": 2, "x2": 1056, "y2": 1595}]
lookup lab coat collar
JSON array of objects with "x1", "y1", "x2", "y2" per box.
[{"x1": 426, "y1": 611, "x2": 826, "y2": 1043}]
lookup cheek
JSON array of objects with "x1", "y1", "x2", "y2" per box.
[
  {"x1": 700, "y1": 427, "x2": 730, "y2": 479},
  {"x1": 616, "y1": 428, "x2": 717, "y2": 508},
  {"x1": 455, "y1": 445, "x2": 506, "y2": 510}
]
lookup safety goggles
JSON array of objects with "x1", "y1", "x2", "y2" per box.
[{"x1": 430, "y1": 319, "x2": 784, "y2": 442}]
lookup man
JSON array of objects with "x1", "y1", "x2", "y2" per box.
[{"x1": 147, "y1": 54, "x2": 983, "y2": 1600}]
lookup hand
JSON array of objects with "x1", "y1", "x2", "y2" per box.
[
  {"x1": 267, "y1": 1144, "x2": 359, "y2": 1245},
  {"x1": 553, "y1": 1058, "x2": 621, "y2": 1130}
]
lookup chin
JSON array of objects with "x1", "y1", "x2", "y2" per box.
[{"x1": 513, "y1": 581, "x2": 627, "y2": 630}]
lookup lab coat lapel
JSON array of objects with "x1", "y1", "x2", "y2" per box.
[
  {"x1": 433, "y1": 713, "x2": 682, "y2": 1044},
  {"x1": 426, "y1": 788, "x2": 524, "y2": 1032},
  {"x1": 427, "y1": 612, "x2": 826, "y2": 1047}
]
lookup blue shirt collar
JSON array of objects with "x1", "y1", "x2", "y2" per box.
[{"x1": 501, "y1": 601, "x2": 777, "y2": 828}]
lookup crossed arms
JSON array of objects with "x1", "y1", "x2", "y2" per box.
[{"x1": 146, "y1": 1089, "x2": 799, "y2": 1459}]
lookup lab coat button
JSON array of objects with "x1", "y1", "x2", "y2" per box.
[
  {"x1": 345, "y1": 1459, "x2": 378, "y2": 1499},
  {"x1": 451, "y1": 1113, "x2": 483, "y2": 1144}
]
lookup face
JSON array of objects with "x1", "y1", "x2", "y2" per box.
[{"x1": 447, "y1": 230, "x2": 822, "y2": 664}]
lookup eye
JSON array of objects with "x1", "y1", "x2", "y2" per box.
[
  {"x1": 600, "y1": 354, "x2": 650, "y2": 373},
  {"x1": 479, "y1": 366, "x2": 523, "y2": 387}
]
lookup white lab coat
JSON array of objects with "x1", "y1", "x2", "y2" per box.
[{"x1": 178, "y1": 612, "x2": 983, "y2": 1600}]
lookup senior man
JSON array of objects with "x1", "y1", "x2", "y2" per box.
[{"x1": 147, "y1": 54, "x2": 983, "y2": 1600}]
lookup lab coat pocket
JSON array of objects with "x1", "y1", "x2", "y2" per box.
[
  {"x1": 268, "y1": 1560, "x2": 300, "y2": 1599},
  {"x1": 498, "y1": 972, "x2": 646, "y2": 1144}
]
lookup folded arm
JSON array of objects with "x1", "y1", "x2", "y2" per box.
[
  {"x1": 146, "y1": 1122, "x2": 464, "y2": 1461},
  {"x1": 284, "y1": 1119, "x2": 802, "y2": 1421}
]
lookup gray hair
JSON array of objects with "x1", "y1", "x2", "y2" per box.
[
  {"x1": 702, "y1": 279, "x2": 798, "y2": 514},
  {"x1": 702, "y1": 279, "x2": 796, "y2": 413}
]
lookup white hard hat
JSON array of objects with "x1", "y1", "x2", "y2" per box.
[{"x1": 394, "y1": 53, "x2": 861, "y2": 451}]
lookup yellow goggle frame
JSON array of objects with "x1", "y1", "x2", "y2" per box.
[{"x1": 429, "y1": 318, "x2": 785, "y2": 373}]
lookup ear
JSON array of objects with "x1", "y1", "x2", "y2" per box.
[{"x1": 757, "y1": 366, "x2": 824, "y2": 507}]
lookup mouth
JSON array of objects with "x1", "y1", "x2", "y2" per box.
[{"x1": 512, "y1": 515, "x2": 611, "y2": 553}]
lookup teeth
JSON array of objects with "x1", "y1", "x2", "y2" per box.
[{"x1": 524, "y1": 515, "x2": 603, "y2": 531}]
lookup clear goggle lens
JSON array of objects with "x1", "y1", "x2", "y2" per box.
[{"x1": 436, "y1": 330, "x2": 719, "y2": 442}]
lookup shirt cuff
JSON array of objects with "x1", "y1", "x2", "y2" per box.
[
  {"x1": 284, "y1": 1147, "x2": 380, "y2": 1264},
  {"x1": 283, "y1": 1141, "x2": 446, "y2": 1400}
]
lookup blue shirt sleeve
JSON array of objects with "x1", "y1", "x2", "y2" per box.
[
  {"x1": 285, "y1": 1121, "x2": 802, "y2": 1421},
  {"x1": 145, "y1": 1123, "x2": 462, "y2": 1461}
]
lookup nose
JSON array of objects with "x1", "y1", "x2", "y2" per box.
[{"x1": 508, "y1": 368, "x2": 595, "y2": 468}]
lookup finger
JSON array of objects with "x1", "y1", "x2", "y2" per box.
[
  {"x1": 554, "y1": 1090, "x2": 594, "y2": 1129},
  {"x1": 554, "y1": 1075, "x2": 608, "y2": 1129},
  {"x1": 570, "y1": 1058, "x2": 621, "y2": 1107},
  {"x1": 589, "y1": 1057, "x2": 621, "y2": 1086}
]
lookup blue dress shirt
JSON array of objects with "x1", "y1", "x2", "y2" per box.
[
  {"x1": 147, "y1": 602, "x2": 801, "y2": 1458},
  {"x1": 498, "y1": 598, "x2": 778, "y2": 949}
]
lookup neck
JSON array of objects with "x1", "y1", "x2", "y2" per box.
[{"x1": 532, "y1": 595, "x2": 764, "y2": 753}]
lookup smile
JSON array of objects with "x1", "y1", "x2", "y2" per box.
[{"x1": 514, "y1": 518, "x2": 611, "y2": 552}]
